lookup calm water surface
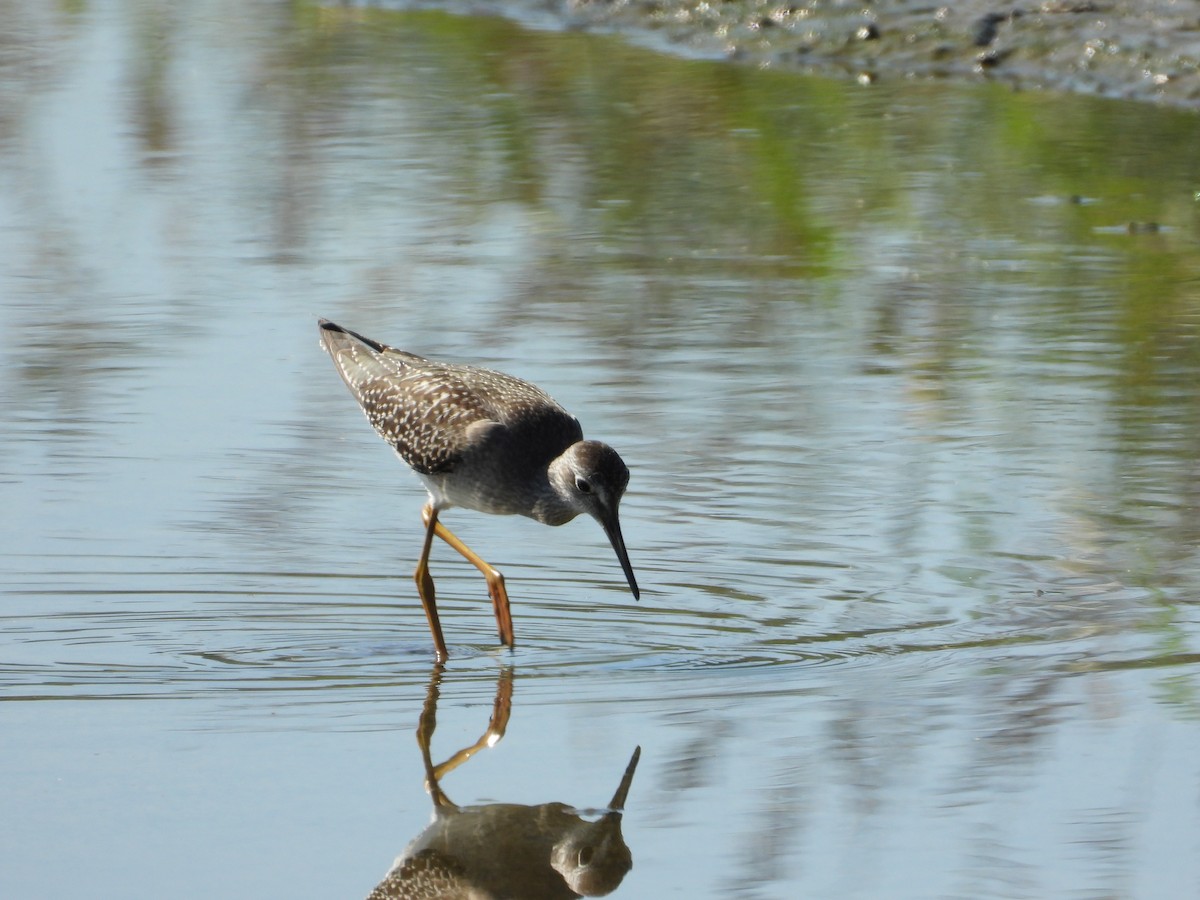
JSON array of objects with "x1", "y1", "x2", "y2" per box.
[{"x1": 3, "y1": 3, "x2": 1200, "y2": 898}]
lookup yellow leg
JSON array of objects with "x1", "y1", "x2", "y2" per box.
[
  {"x1": 414, "y1": 505, "x2": 449, "y2": 662},
  {"x1": 421, "y1": 504, "x2": 515, "y2": 649}
]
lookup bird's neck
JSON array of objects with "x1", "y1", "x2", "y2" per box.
[
  {"x1": 528, "y1": 486, "x2": 580, "y2": 526},
  {"x1": 529, "y1": 455, "x2": 582, "y2": 526}
]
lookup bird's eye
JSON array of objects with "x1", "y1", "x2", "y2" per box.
[{"x1": 575, "y1": 477, "x2": 593, "y2": 494}]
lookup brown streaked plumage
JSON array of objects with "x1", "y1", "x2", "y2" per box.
[
  {"x1": 367, "y1": 671, "x2": 640, "y2": 899},
  {"x1": 318, "y1": 319, "x2": 639, "y2": 660}
]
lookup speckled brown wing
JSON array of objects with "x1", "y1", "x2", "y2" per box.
[
  {"x1": 319, "y1": 321, "x2": 582, "y2": 475},
  {"x1": 366, "y1": 849, "x2": 472, "y2": 900}
]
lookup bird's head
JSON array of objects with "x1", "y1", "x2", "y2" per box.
[{"x1": 548, "y1": 440, "x2": 640, "y2": 601}]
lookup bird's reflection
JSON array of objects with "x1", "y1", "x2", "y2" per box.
[{"x1": 367, "y1": 667, "x2": 641, "y2": 899}]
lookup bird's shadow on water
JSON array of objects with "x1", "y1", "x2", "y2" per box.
[{"x1": 365, "y1": 665, "x2": 642, "y2": 900}]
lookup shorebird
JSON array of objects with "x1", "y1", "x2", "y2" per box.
[
  {"x1": 367, "y1": 670, "x2": 639, "y2": 899},
  {"x1": 319, "y1": 319, "x2": 639, "y2": 660}
]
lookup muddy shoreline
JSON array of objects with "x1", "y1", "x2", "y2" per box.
[{"x1": 431, "y1": 1, "x2": 1200, "y2": 109}]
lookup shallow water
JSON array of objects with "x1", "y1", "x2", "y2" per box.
[{"x1": 3, "y1": 3, "x2": 1200, "y2": 898}]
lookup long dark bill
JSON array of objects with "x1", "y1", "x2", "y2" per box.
[
  {"x1": 601, "y1": 510, "x2": 640, "y2": 601},
  {"x1": 608, "y1": 746, "x2": 642, "y2": 812}
]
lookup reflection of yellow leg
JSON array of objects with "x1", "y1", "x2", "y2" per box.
[
  {"x1": 432, "y1": 667, "x2": 513, "y2": 782},
  {"x1": 418, "y1": 665, "x2": 514, "y2": 808},
  {"x1": 417, "y1": 664, "x2": 454, "y2": 809},
  {"x1": 421, "y1": 505, "x2": 515, "y2": 649},
  {"x1": 414, "y1": 505, "x2": 449, "y2": 662}
]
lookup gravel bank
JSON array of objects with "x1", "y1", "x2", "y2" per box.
[{"x1": 439, "y1": 1, "x2": 1200, "y2": 108}]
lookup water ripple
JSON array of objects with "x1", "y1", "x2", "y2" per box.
[{"x1": 1, "y1": 557, "x2": 1186, "y2": 717}]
